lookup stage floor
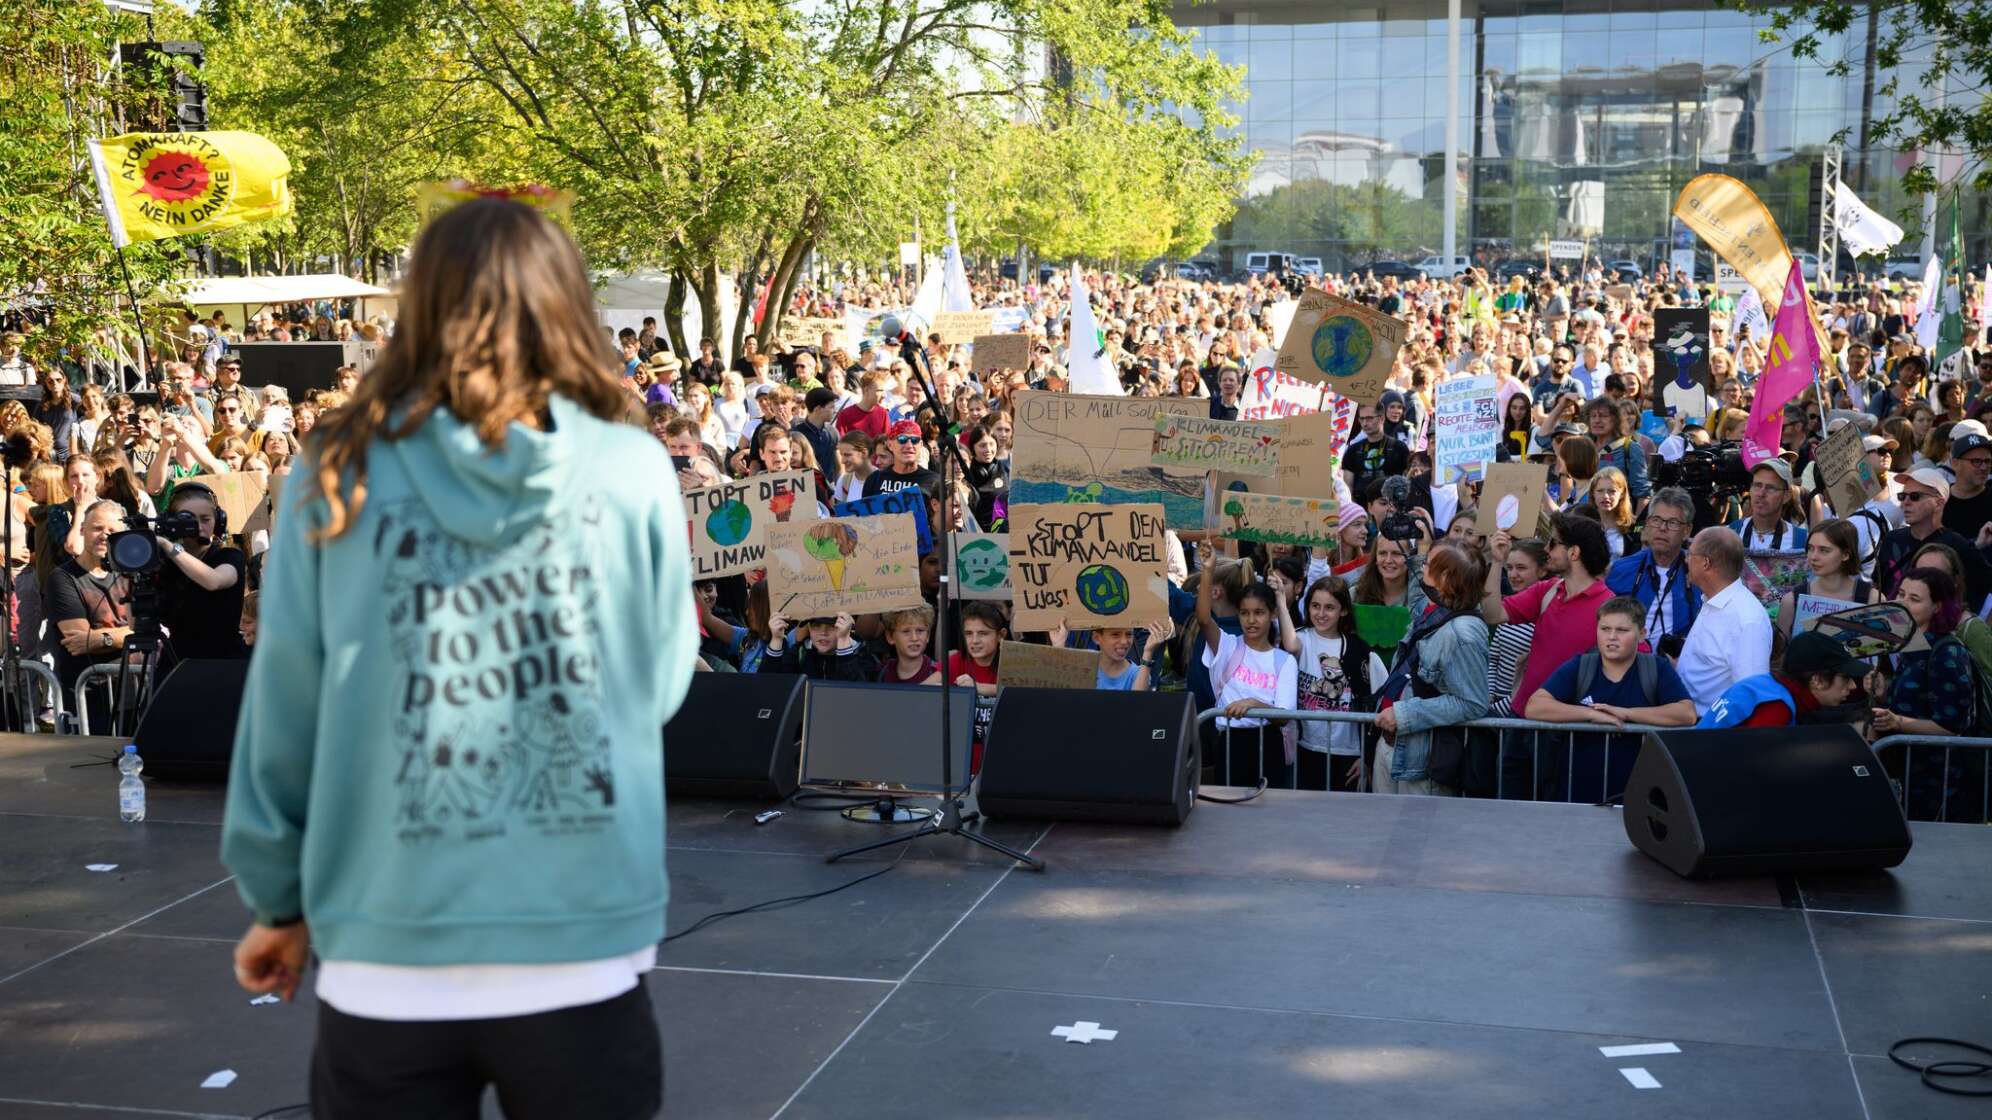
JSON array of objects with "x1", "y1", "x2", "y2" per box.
[{"x1": 2, "y1": 733, "x2": 1988, "y2": 1119}]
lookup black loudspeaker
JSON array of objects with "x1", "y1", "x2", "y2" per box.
[
  {"x1": 132, "y1": 659, "x2": 249, "y2": 781},
  {"x1": 978, "y1": 688, "x2": 1198, "y2": 826},
  {"x1": 663, "y1": 673, "x2": 803, "y2": 800},
  {"x1": 1623, "y1": 726, "x2": 1912, "y2": 877}
]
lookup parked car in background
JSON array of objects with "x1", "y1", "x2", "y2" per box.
[
  {"x1": 1367, "y1": 260, "x2": 1426, "y2": 281},
  {"x1": 1294, "y1": 257, "x2": 1324, "y2": 277},
  {"x1": 1494, "y1": 259, "x2": 1540, "y2": 282},
  {"x1": 1885, "y1": 256, "x2": 1924, "y2": 280},
  {"x1": 1177, "y1": 260, "x2": 1217, "y2": 281},
  {"x1": 1412, "y1": 254, "x2": 1471, "y2": 279},
  {"x1": 1606, "y1": 259, "x2": 1644, "y2": 281},
  {"x1": 1244, "y1": 251, "x2": 1299, "y2": 278}
]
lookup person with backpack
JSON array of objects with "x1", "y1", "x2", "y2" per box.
[
  {"x1": 1698, "y1": 631, "x2": 1872, "y2": 729},
  {"x1": 1873, "y1": 566, "x2": 1987, "y2": 822},
  {"x1": 1372, "y1": 543, "x2": 1491, "y2": 796},
  {"x1": 1525, "y1": 596, "x2": 1698, "y2": 802}
]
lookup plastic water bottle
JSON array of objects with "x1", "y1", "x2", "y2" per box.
[{"x1": 118, "y1": 745, "x2": 145, "y2": 823}]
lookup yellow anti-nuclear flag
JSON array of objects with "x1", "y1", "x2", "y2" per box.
[{"x1": 87, "y1": 131, "x2": 293, "y2": 248}]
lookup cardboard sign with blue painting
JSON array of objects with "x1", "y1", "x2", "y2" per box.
[
  {"x1": 835, "y1": 489, "x2": 933, "y2": 555},
  {"x1": 1009, "y1": 391, "x2": 1206, "y2": 528},
  {"x1": 1432, "y1": 374, "x2": 1500, "y2": 484},
  {"x1": 952, "y1": 532, "x2": 1011, "y2": 600},
  {"x1": 1006, "y1": 502, "x2": 1168, "y2": 631},
  {"x1": 1220, "y1": 492, "x2": 1340, "y2": 548},
  {"x1": 1652, "y1": 307, "x2": 1713, "y2": 421},
  {"x1": 1273, "y1": 289, "x2": 1404, "y2": 408},
  {"x1": 683, "y1": 470, "x2": 819, "y2": 579}
]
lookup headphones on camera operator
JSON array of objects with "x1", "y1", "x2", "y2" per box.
[{"x1": 166, "y1": 480, "x2": 228, "y2": 539}]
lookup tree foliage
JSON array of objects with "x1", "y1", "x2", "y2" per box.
[{"x1": 1738, "y1": 0, "x2": 1992, "y2": 192}]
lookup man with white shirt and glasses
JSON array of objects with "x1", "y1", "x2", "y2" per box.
[{"x1": 1677, "y1": 527, "x2": 1773, "y2": 714}]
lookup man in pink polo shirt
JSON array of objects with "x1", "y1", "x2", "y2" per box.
[{"x1": 1482, "y1": 512, "x2": 1614, "y2": 707}]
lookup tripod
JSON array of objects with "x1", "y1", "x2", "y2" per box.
[
  {"x1": 827, "y1": 329, "x2": 1043, "y2": 871},
  {"x1": 109, "y1": 578, "x2": 165, "y2": 739}
]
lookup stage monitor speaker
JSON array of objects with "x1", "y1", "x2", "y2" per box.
[
  {"x1": 978, "y1": 688, "x2": 1198, "y2": 826},
  {"x1": 1623, "y1": 725, "x2": 1912, "y2": 877},
  {"x1": 663, "y1": 673, "x2": 803, "y2": 800},
  {"x1": 132, "y1": 659, "x2": 249, "y2": 781}
]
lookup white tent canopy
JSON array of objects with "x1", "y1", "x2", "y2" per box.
[
  {"x1": 164, "y1": 273, "x2": 394, "y2": 326},
  {"x1": 594, "y1": 272, "x2": 740, "y2": 363}
]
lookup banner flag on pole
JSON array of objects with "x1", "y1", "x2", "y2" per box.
[
  {"x1": 940, "y1": 202, "x2": 974, "y2": 314},
  {"x1": 1065, "y1": 265, "x2": 1122, "y2": 396},
  {"x1": 1742, "y1": 260, "x2": 1821, "y2": 467},
  {"x1": 1936, "y1": 191, "x2": 1965, "y2": 370},
  {"x1": 87, "y1": 131, "x2": 292, "y2": 248},
  {"x1": 1831, "y1": 182, "x2": 1905, "y2": 259}
]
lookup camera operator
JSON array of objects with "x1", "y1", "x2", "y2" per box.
[{"x1": 151, "y1": 482, "x2": 248, "y2": 661}]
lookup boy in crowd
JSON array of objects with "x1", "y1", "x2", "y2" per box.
[
  {"x1": 1524, "y1": 595, "x2": 1698, "y2": 801},
  {"x1": 1094, "y1": 618, "x2": 1173, "y2": 691},
  {"x1": 1697, "y1": 631, "x2": 1870, "y2": 728},
  {"x1": 947, "y1": 602, "x2": 1006, "y2": 696},
  {"x1": 879, "y1": 605, "x2": 940, "y2": 684},
  {"x1": 759, "y1": 611, "x2": 878, "y2": 681}
]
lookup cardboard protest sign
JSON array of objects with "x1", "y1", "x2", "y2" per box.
[
  {"x1": 202, "y1": 471, "x2": 268, "y2": 537},
  {"x1": 684, "y1": 470, "x2": 819, "y2": 579},
  {"x1": 765, "y1": 513, "x2": 923, "y2": 617},
  {"x1": 1812, "y1": 601, "x2": 1914, "y2": 658},
  {"x1": 1812, "y1": 421, "x2": 1882, "y2": 516},
  {"x1": 1477, "y1": 461, "x2": 1550, "y2": 537},
  {"x1": 1432, "y1": 374, "x2": 1500, "y2": 484},
  {"x1": 1218, "y1": 492, "x2": 1339, "y2": 548},
  {"x1": 1237, "y1": 349, "x2": 1329, "y2": 420},
  {"x1": 835, "y1": 489, "x2": 933, "y2": 555},
  {"x1": 952, "y1": 532, "x2": 1011, "y2": 600},
  {"x1": 1606, "y1": 282, "x2": 1634, "y2": 303},
  {"x1": 777, "y1": 315, "x2": 846, "y2": 350},
  {"x1": 1652, "y1": 307, "x2": 1713, "y2": 421},
  {"x1": 1009, "y1": 391, "x2": 1206, "y2": 528},
  {"x1": 1150, "y1": 413, "x2": 1281, "y2": 477},
  {"x1": 930, "y1": 310, "x2": 994, "y2": 345},
  {"x1": 1213, "y1": 405, "x2": 1351, "y2": 506},
  {"x1": 1006, "y1": 503, "x2": 1168, "y2": 631},
  {"x1": 1741, "y1": 550, "x2": 1809, "y2": 614},
  {"x1": 1274, "y1": 290, "x2": 1405, "y2": 407},
  {"x1": 1794, "y1": 593, "x2": 1861, "y2": 634},
  {"x1": 997, "y1": 641, "x2": 1099, "y2": 690},
  {"x1": 971, "y1": 333, "x2": 1032, "y2": 374}
]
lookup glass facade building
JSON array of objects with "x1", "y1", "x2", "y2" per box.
[{"x1": 1174, "y1": 0, "x2": 1987, "y2": 275}]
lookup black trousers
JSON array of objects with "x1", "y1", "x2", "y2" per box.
[{"x1": 311, "y1": 982, "x2": 662, "y2": 1119}]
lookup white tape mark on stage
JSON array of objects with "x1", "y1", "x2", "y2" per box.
[
  {"x1": 200, "y1": 1070, "x2": 236, "y2": 1089},
  {"x1": 1600, "y1": 1042, "x2": 1681, "y2": 1057},
  {"x1": 1619, "y1": 1067, "x2": 1662, "y2": 1089}
]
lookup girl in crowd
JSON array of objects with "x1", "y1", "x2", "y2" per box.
[
  {"x1": 1283, "y1": 575, "x2": 1382, "y2": 792},
  {"x1": 715, "y1": 370, "x2": 750, "y2": 448},
  {"x1": 963, "y1": 424, "x2": 1008, "y2": 530},
  {"x1": 1587, "y1": 465, "x2": 1636, "y2": 559},
  {"x1": 682, "y1": 380, "x2": 725, "y2": 450},
  {"x1": 1174, "y1": 361, "x2": 1209, "y2": 399},
  {"x1": 1498, "y1": 390, "x2": 1535, "y2": 462},
  {"x1": 1371, "y1": 542, "x2": 1490, "y2": 795},
  {"x1": 1352, "y1": 532, "x2": 1427, "y2": 615},
  {"x1": 1873, "y1": 567, "x2": 1983, "y2": 821},
  {"x1": 1556, "y1": 434, "x2": 1597, "y2": 510},
  {"x1": 75, "y1": 384, "x2": 110, "y2": 455},
  {"x1": 1197, "y1": 540, "x2": 1297, "y2": 787},
  {"x1": 1777, "y1": 518, "x2": 1880, "y2": 639}
]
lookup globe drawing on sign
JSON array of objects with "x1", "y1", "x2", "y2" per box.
[
  {"x1": 705, "y1": 499, "x2": 753, "y2": 546},
  {"x1": 955, "y1": 536, "x2": 1008, "y2": 591},
  {"x1": 1311, "y1": 315, "x2": 1374, "y2": 380},
  {"x1": 1074, "y1": 563, "x2": 1131, "y2": 616}
]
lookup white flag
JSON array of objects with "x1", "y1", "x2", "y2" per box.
[
  {"x1": 1914, "y1": 255, "x2": 1943, "y2": 355},
  {"x1": 1732, "y1": 285, "x2": 1769, "y2": 348},
  {"x1": 1065, "y1": 265, "x2": 1122, "y2": 396},
  {"x1": 1833, "y1": 182, "x2": 1905, "y2": 259},
  {"x1": 940, "y1": 202, "x2": 974, "y2": 314}
]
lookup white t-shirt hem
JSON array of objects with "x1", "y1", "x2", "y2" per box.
[{"x1": 316, "y1": 945, "x2": 657, "y2": 1022}]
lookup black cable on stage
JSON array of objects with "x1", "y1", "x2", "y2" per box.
[
  {"x1": 662, "y1": 851, "x2": 905, "y2": 944},
  {"x1": 1889, "y1": 1037, "x2": 1992, "y2": 1096},
  {"x1": 1197, "y1": 778, "x2": 1269, "y2": 804}
]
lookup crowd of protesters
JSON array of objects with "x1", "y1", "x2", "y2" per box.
[{"x1": 8, "y1": 252, "x2": 1991, "y2": 821}]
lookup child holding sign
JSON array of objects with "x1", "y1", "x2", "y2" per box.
[
  {"x1": 1093, "y1": 619, "x2": 1173, "y2": 691},
  {"x1": 1197, "y1": 540, "x2": 1297, "y2": 787}
]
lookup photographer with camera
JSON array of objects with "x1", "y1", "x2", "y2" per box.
[
  {"x1": 144, "y1": 412, "x2": 227, "y2": 500},
  {"x1": 153, "y1": 481, "x2": 249, "y2": 661}
]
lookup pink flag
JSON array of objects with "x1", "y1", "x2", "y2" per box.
[{"x1": 1741, "y1": 260, "x2": 1819, "y2": 467}]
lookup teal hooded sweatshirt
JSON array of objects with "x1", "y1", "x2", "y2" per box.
[{"x1": 222, "y1": 394, "x2": 697, "y2": 965}]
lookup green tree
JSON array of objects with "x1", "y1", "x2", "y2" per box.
[
  {"x1": 0, "y1": 2, "x2": 184, "y2": 367},
  {"x1": 1739, "y1": 0, "x2": 1992, "y2": 192}
]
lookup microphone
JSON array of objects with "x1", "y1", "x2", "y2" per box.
[{"x1": 879, "y1": 315, "x2": 911, "y2": 347}]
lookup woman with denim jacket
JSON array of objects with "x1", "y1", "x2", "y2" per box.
[{"x1": 1371, "y1": 543, "x2": 1491, "y2": 795}]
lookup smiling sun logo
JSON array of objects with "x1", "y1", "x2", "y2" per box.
[{"x1": 138, "y1": 152, "x2": 211, "y2": 203}]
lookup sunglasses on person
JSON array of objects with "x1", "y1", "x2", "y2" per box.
[{"x1": 894, "y1": 435, "x2": 920, "y2": 445}]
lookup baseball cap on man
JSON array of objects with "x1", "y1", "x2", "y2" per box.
[
  {"x1": 1953, "y1": 432, "x2": 1992, "y2": 459},
  {"x1": 1902, "y1": 467, "x2": 1950, "y2": 501},
  {"x1": 1752, "y1": 458, "x2": 1794, "y2": 487},
  {"x1": 1862, "y1": 434, "x2": 1898, "y2": 453}
]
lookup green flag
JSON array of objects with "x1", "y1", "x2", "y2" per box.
[{"x1": 1937, "y1": 190, "x2": 1965, "y2": 369}]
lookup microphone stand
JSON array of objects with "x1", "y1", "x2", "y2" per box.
[{"x1": 827, "y1": 333, "x2": 1043, "y2": 871}]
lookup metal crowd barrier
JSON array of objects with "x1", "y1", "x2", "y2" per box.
[
  {"x1": 73, "y1": 661, "x2": 158, "y2": 738},
  {"x1": 0, "y1": 660, "x2": 66, "y2": 733},
  {"x1": 1198, "y1": 709, "x2": 1992, "y2": 823}
]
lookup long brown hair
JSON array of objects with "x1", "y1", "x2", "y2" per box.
[{"x1": 308, "y1": 199, "x2": 626, "y2": 540}]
